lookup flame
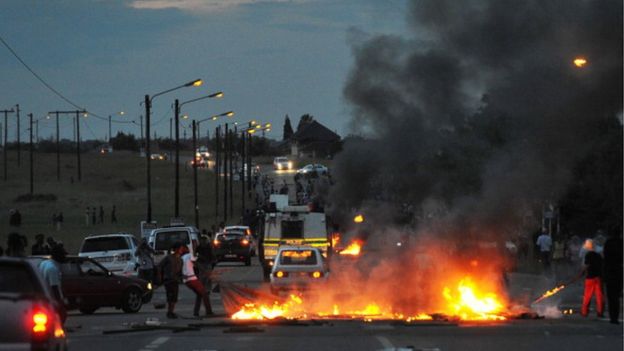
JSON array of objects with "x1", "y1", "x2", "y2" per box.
[
  {"x1": 573, "y1": 57, "x2": 587, "y2": 67},
  {"x1": 331, "y1": 233, "x2": 340, "y2": 248},
  {"x1": 532, "y1": 285, "x2": 566, "y2": 304},
  {"x1": 442, "y1": 277, "x2": 506, "y2": 320},
  {"x1": 353, "y1": 214, "x2": 364, "y2": 223},
  {"x1": 339, "y1": 240, "x2": 362, "y2": 256}
]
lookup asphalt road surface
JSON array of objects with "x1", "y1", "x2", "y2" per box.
[{"x1": 64, "y1": 257, "x2": 623, "y2": 351}]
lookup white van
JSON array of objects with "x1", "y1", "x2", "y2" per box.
[
  {"x1": 147, "y1": 226, "x2": 199, "y2": 264},
  {"x1": 78, "y1": 233, "x2": 140, "y2": 276}
]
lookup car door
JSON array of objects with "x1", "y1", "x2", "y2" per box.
[
  {"x1": 78, "y1": 259, "x2": 123, "y2": 306},
  {"x1": 59, "y1": 260, "x2": 87, "y2": 308}
]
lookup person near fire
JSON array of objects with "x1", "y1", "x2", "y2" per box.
[
  {"x1": 158, "y1": 241, "x2": 184, "y2": 319},
  {"x1": 181, "y1": 242, "x2": 213, "y2": 317},
  {"x1": 577, "y1": 239, "x2": 604, "y2": 318},
  {"x1": 536, "y1": 229, "x2": 552, "y2": 272},
  {"x1": 603, "y1": 231, "x2": 622, "y2": 324}
]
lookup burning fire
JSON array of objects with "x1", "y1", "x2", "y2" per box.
[
  {"x1": 532, "y1": 285, "x2": 565, "y2": 304},
  {"x1": 573, "y1": 57, "x2": 588, "y2": 68},
  {"x1": 230, "y1": 275, "x2": 507, "y2": 322},
  {"x1": 339, "y1": 240, "x2": 362, "y2": 256},
  {"x1": 331, "y1": 233, "x2": 340, "y2": 248}
]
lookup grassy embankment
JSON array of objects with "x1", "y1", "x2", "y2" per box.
[{"x1": 0, "y1": 150, "x2": 247, "y2": 253}]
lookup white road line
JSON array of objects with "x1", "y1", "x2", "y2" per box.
[
  {"x1": 375, "y1": 335, "x2": 395, "y2": 349},
  {"x1": 139, "y1": 336, "x2": 170, "y2": 351}
]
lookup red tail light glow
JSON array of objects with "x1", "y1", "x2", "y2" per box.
[{"x1": 32, "y1": 311, "x2": 48, "y2": 333}]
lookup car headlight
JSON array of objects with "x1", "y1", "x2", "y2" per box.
[{"x1": 147, "y1": 282, "x2": 152, "y2": 290}]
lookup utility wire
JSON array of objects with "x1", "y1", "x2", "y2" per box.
[{"x1": 0, "y1": 34, "x2": 133, "y2": 125}]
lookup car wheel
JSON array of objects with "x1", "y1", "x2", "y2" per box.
[
  {"x1": 121, "y1": 287, "x2": 143, "y2": 313},
  {"x1": 79, "y1": 307, "x2": 98, "y2": 315}
]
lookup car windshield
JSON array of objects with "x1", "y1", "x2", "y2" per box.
[
  {"x1": 81, "y1": 236, "x2": 129, "y2": 252},
  {"x1": 276, "y1": 158, "x2": 288, "y2": 162},
  {"x1": 0, "y1": 262, "x2": 40, "y2": 294},
  {"x1": 278, "y1": 250, "x2": 318, "y2": 265},
  {"x1": 154, "y1": 231, "x2": 190, "y2": 251}
]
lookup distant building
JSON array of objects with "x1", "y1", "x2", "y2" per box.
[{"x1": 287, "y1": 120, "x2": 341, "y2": 158}]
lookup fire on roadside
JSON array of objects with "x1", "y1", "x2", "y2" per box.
[
  {"x1": 339, "y1": 240, "x2": 362, "y2": 256},
  {"x1": 532, "y1": 285, "x2": 566, "y2": 304}
]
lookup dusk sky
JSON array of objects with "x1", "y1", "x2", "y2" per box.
[{"x1": 0, "y1": 0, "x2": 408, "y2": 141}]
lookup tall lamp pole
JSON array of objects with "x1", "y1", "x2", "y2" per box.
[
  {"x1": 144, "y1": 78, "x2": 202, "y2": 223},
  {"x1": 1, "y1": 108, "x2": 15, "y2": 181}
]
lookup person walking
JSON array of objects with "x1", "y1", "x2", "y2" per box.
[
  {"x1": 158, "y1": 242, "x2": 184, "y2": 319},
  {"x1": 111, "y1": 205, "x2": 117, "y2": 224},
  {"x1": 603, "y1": 232, "x2": 623, "y2": 324},
  {"x1": 579, "y1": 239, "x2": 604, "y2": 318},
  {"x1": 39, "y1": 244, "x2": 67, "y2": 323},
  {"x1": 135, "y1": 238, "x2": 156, "y2": 283},
  {"x1": 536, "y1": 229, "x2": 552, "y2": 272},
  {"x1": 181, "y1": 243, "x2": 213, "y2": 317}
]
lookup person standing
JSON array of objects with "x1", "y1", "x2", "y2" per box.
[
  {"x1": 536, "y1": 229, "x2": 552, "y2": 272},
  {"x1": 99, "y1": 206, "x2": 104, "y2": 224},
  {"x1": 39, "y1": 244, "x2": 67, "y2": 323},
  {"x1": 90, "y1": 207, "x2": 96, "y2": 225},
  {"x1": 181, "y1": 243, "x2": 213, "y2": 317},
  {"x1": 158, "y1": 242, "x2": 184, "y2": 319},
  {"x1": 85, "y1": 207, "x2": 90, "y2": 226},
  {"x1": 111, "y1": 205, "x2": 117, "y2": 224},
  {"x1": 579, "y1": 239, "x2": 604, "y2": 318},
  {"x1": 31, "y1": 234, "x2": 50, "y2": 255},
  {"x1": 196, "y1": 235, "x2": 215, "y2": 290},
  {"x1": 135, "y1": 238, "x2": 156, "y2": 283},
  {"x1": 603, "y1": 232, "x2": 623, "y2": 324}
]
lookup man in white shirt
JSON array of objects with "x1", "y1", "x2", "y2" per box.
[
  {"x1": 181, "y1": 244, "x2": 213, "y2": 317},
  {"x1": 39, "y1": 244, "x2": 67, "y2": 322},
  {"x1": 536, "y1": 229, "x2": 552, "y2": 272}
]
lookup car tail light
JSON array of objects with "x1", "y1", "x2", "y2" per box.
[
  {"x1": 246, "y1": 229, "x2": 252, "y2": 236},
  {"x1": 213, "y1": 239, "x2": 220, "y2": 246},
  {"x1": 274, "y1": 271, "x2": 288, "y2": 278},
  {"x1": 32, "y1": 310, "x2": 48, "y2": 334},
  {"x1": 311, "y1": 271, "x2": 323, "y2": 278},
  {"x1": 241, "y1": 239, "x2": 249, "y2": 246}
]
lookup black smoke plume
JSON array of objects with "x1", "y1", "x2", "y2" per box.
[{"x1": 331, "y1": 0, "x2": 623, "y2": 241}]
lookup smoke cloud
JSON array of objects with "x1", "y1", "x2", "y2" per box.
[{"x1": 331, "y1": 0, "x2": 623, "y2": 241}]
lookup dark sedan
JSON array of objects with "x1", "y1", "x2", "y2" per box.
[
  {"x1": 213, "y1": 232, "x2": 253, "y2": 266},
  {"x1": 31, "y1": 256, "x2": 152, "y2": 314}
]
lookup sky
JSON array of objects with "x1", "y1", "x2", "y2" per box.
[{"x1": 0, "y1": 0, "x2": 408, "y2": 142}]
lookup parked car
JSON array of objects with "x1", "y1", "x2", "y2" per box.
[
  {"x1": 223, "y1": 225, "x2": 256, "y2": 256},
  {"x1": 213, "y1": 231, "x2": 253, "y2": 266},
  {"x1": 270, "y1": 246, "x2": 329, "y2": 294},
  {"x1": 78, "y1": 233, "x2": 140, "y2": 276},
  {"x1": 273, "y1": 156, "x2": 293, "y2": 171},
  {"x1": 0, "y1": 257, "x2": 67, "y2": 351},
  {"x1": 30, "y1": 256, "x2": 152, "y2": 314},
  {"x1": 296, "y1": 164, "x2": 328, "y2": 176},
  {"x1": 147, "y1": 225, "x2": 200, "y2": 264},
  {"x1": 150, "y1": 153, "x2": 168, "y2": 160}
]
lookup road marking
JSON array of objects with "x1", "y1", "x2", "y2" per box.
[
  {"x1": 139, "y1": 336, "x2": 170, "y2": 351},
  {"x1": 376, "y1": 335, "x2": 394, "y2": 349}
]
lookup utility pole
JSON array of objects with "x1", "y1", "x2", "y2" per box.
[
  {"x1": 35, "y1": 120, "x2": 39, "y2": 142},
  {"x1": 2, "y1": 108, "x2": 15, "y2": 181},
  {"x1": 145, "y1": 96, "x2": 152, "y2": 222},
  {"x1": 55, "y1": 112, "x2": 60, "y2": 181},
  {"x1": 15, "y1": 104, "x2": 20, "y2": 167},
  {"x1": 247, "y1": 124, "x2": 253, "y2": 196},
  {"x1": 215, "y1": 126, "x2": 220, "y2": 219},
  {"x1": 174, "y1": 99, "x2": 180, "y2": 218},
  {"x1": 169, "y1": 118, "x2": 172, "y2": 140},
  {"x1": 241, "y1": 131, "x2": 246, "y2": 212},
  {"x1": 192, "y1": 120, "x2": 199, "y2": 228},
  {"x1": 108, "y1": 115, "x2": 112, "y2": 143},
  {"x1": 229, "y1": 128, "x2": 233, "y2": 216},
  {"x1": 76, "y1": 111, "x2": 81, "y2": 181},
  {"x1": 29, "y1": 113, "x2": 33, "y2": 194},
  {"x1": 223, "y1": 123, "x2": 230, "y2": 223}
]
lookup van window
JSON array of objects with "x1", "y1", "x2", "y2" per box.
[
  {"x1": 154, "y1": 231, "x2": 190, "y2": 251},
  {"x1": 281, "y1": 220, "x2": 303, "y2": 239},
  {"x1": 81, "y1": 237, "x2": 129, "y2": 252}
]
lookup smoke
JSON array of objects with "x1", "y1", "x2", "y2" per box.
[{"x1": 331, "y1": 0, "x2": 623, "y2": 240}]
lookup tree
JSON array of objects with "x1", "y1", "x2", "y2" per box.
[
  {"x1": 283, "y1": 115, "x2": 294, "y2": 141},
  {"x1": 296, "y1": 114, "x2": 314, "y2": 133}
]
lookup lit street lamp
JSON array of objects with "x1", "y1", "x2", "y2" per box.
[
  {"x1": 174, "y1": 91, "x2": 223, "y2": 219},
  {"x1": 144, "y1": 78, "x2": 202, "y2": 223}
]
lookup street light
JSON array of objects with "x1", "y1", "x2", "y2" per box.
[
  {"x1": 144, "y1": 78, "x2": 202, "y2": 223},
  {"x1": 173, "y1": 91, "x2": 223, "y2": 219}
]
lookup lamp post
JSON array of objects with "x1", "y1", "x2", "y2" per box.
[
  {"x1": 1, "y1": 107, "x2": 15, "y2": 181},
  {"x1": 48, "y1": 110, "x2": 87, "y2": 182},
  {"x1": 144, "y1": 78, "x2": 202, "y2": 223},
  {"x1": 173, "y1": 91, "x2": 223, "y2": 219},
  {"x1": 193, "y1": 111, "x2": 234, "y2": 228}
]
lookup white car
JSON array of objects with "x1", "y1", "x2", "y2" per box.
[
  {"x1": 273, "y1": 157, "x2": 293, "y2": 171},
  {"x1": 78, "y1": 233, "x2": 140, "y2": 276},
  {"x1": 224, "y1": 225, "x2": 256, "y2": 255},
  {"x1": 270, "y1": 246, "x2": 329, "y2": 294},
  {"x1": 296, "y1": 164, "x2": 328, "y2": 176}
]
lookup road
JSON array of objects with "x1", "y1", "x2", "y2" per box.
[{"x1": 64, "y1": 257, "x2": 622, "y2": 351}]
